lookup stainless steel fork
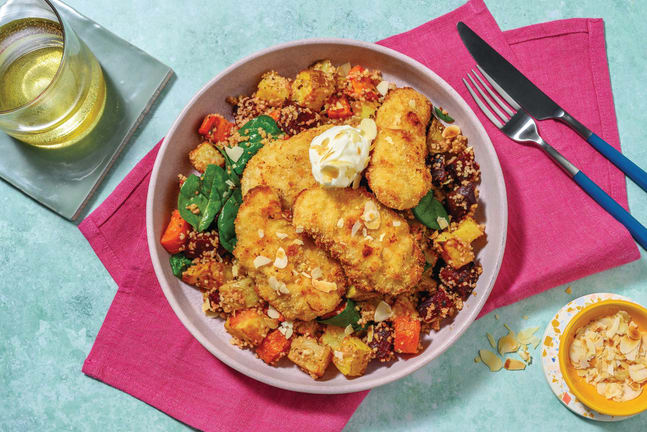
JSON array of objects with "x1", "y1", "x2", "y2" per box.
[{"x1": 464, "y1": 67, "x2": 647, "y2": 249}]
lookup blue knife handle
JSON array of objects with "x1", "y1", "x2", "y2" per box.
[
  {"x1": 587, "y1": 133, "x2": 647, "y2": 192},
  {"x1": 573, "y1": 171, "x2": 647, "y2": 249}
]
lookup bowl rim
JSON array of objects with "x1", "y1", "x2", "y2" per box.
[
  {"x1": 146, "y1": 37, "x2": 508, "y2": 394},
  {"x1": 558, "y1": 298, "x2": 647, "y2": 416}
]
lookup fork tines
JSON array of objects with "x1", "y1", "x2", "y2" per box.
[{"x1": 463, "y1": 66, "x2": 521, "y2": 129}]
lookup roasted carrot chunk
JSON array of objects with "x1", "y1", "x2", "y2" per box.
[
  {"x1": 347, "y1": 65, "x2": 378, "y2": 101},
  {"x1": 326, "y1": 96, "x2": 352, "y2": 119},
  {"x1": 393, "y1": 315, "x2": 421, "y2": 354},
  {"x1": 257, "y1": 329, "x2": 291, "y2": 365},
  {"x1": 198, "y1": 114, "x2": 234, "y2": 143},
  {"x1": 160, "y1": 210, "x2": 191, "y2": 254}
]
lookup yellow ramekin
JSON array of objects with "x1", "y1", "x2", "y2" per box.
[{"x1": 559, "y1": 299, "x2": 647, "y2": 417}]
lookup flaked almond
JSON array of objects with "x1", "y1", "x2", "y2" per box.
[
  {"x1": 392, "y1": 220, "x2": 401, "y2": 227},
  {"x1": 620, "y1": 336, "x2": 641, "y2": 355},
  {"x1": 267, "y1": 305, "x2": 280, "y2": 319},
  {"x1": 518, "y1": 348, "x2": 530, "y2": 362},
  {"x1": 374, "y1": 301, "x2": 392, "y2": 322},
  {"x1": 359, "y1": 118, "x2": 377, "y2": 141},
  {"x1": 273, "y1": 247, "x2": 288, "y2": 269},
  {"x1": 224, "y1": 145, "x2": 244, "y2": 162},
  {"x1": 361, "y1": 201, "x2": 381, "y2": 230},
  {"x1": 337, "y1": 218, "x2": 344, "y2": 228},
  {"x1": 253, "y1": 255, "x2": 272, "y2": 268},
  {"x1": 504, "y1": 358, "x2": 526, "y2": 371},
  {"x1": 619, "y1": 383, "x2": 642, "y2": 401},
  {"x1": 517, "y1": 326, "x2": 540, "y2": 345},
  {"x1": 479, "y1": 349, "x2": 502, "y2": 372},
  {"x1": 437, "y1": 217, "x2": 449, "y2": 230},
  {"x1": 351, "y1": 221, "x2": 362, "y2": 236},
  {"x1": 344, "y1": 324, "x2": 354, "y2": 336},
  {"x1": 279, "y1": 321, "x2": 293, "y2": 339},
  {"x1": 232, "y1": 263, "x2": 239, "y2": 278},
  {"x1": 628, "y1": 322, "x2": 641, "y2": 340},
  {"x1": 311, "y1": 267, "x2": 323, "y2": 279},
  {"x1": 301, "y1": 271, "x2": 311, "y2": 279},
  {"x1": 276, "y1": 232, "x2": 288, "y2": 239},
  {"x1": 291, "y1": 239, "x2": 304, "y2": 246},
  {"x1": 498, "y1": 330, "x2": 520, "y2": 355},
  {"x1": 258, "y1": 229, "x2": 265, "y2": 238},
  {"x1": 295, "y1": 225, "x2": 304, "y2": 233},
  {"x1": 312, "y1": 279, "x2": 337, "y2": 293},
  {"x1": 629, "y1": 364, "x2": 647, "y2": 383},
  {"x1": 442, "y1": 125, "x2": 461, "y2": 139},
  {"x1": 486, "y1": 333, "x2": 496, "y2": 349},
  {"x1": 376, "y1": 80, "x2": 394, "y2": 96}
]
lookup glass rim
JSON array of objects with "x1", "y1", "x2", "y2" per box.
[{"x1": 0, "y1": 0, "x2": 69, "y2": 115}]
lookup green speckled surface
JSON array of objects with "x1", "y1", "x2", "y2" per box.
[{"x1": 1, "y1": 0, "x2": 647, "y2": 430}]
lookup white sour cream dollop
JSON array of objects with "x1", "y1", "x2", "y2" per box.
[{"x1": 309, "y1": 119, "x2": 376, "y2": 188}]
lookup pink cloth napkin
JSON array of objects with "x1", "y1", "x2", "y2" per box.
[{"x1": 79, "y1": 0, "x2": 639, "y2": 430}]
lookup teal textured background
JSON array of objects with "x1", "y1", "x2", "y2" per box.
[{"x1": 1, "y1": 0, "x2": 647, "y2": 430}]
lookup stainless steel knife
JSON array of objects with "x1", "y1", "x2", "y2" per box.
[{"x1": 457, "y1": 21, "x2": 647, "y2": 192}]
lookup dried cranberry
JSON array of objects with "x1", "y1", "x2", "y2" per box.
[
  {"x1": 446, "y1": 183, "x2": 477, "y2": 220},
  {"x1": 277, "y1": 103, "x2": 322, "y2": 136},
  {"x1": 208, "y1": 289, "x2": 220, "y2": 307},
  {"x1": 446, "y1": 148, "x2": 480, "y2": 185},
  {"x1": 430, "y1": 154, "x2": 449, "y2": 187},
  {"x1": 417, "y1": 287, "x2": 452, "y2": 322},
  {"x1": 439, "y1": 262, "x2": 482, "y2": 300},
  {"x1": 369, "y1": 322, "x2": 396, "y2": 362},
  {"x1": 184, "y1": 230, "x2": 219, "y2": 259}
]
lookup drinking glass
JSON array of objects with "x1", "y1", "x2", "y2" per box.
[{"x1": 0, "y1": 0, "x2": 106, "y2": 148}]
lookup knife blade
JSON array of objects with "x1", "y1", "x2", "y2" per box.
[{"x1": 457, "y1": 21, "x2": 647, "y2": 192}]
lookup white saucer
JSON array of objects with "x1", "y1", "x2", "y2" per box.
[{"x1": 541, "y1": 292, "x2": 634, "y2": 422}]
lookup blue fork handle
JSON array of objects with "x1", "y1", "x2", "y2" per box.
[
  {"x1": 573, "y1": 171, "x2": 647, "y2": 249},
  {"x1": 587, "y1": 133, "x2": 647, "y2": 192}
]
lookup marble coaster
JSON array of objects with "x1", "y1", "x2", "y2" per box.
[
  {"x1": 541, "y1": 293, "x2": 633, "y2": 422},
  {"x1": 0, "y1": 0, "x2": 173, "y2": 220}
]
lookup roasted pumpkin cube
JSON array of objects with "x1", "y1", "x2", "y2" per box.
[
  {"x1": 225, "y1": 309, "x2": 270, "y2": 346},
  {"x1": 218, "y1": 278, "x2": 259, "y2": 313},
  {"x1": 181, "y1": 260, "x2": 226, "y2": 290},
  {"x1": 320, "y1": 325, "x2": 346, "y2": 350},
  {"x1": 288, "y1": 335, "x2": 332, "y2": 379},
  {"x1": 256, "y1": 329, "x2": 291, "y2": 365},
  {"x1": 254, "y1": 71, "x2": 291, "y2": 107},
  {"x1": 438, "y1": 238, "x2": 474, "y2": 269},
  {"x1": 393, "y1": 315, "x2": 421, "y2": 354},
  {"x1": 452, "y1": 217, "x2": 484, "y2": 244},
  {"x1": 291, "y1": 69, "x2": 335, "y2": 111},
  {"x1": 332, "y1": 336, "x2": 373, "y2": 377},
  {"x1": 189, "y1": 141, "x2": 225, "y2": 172}
]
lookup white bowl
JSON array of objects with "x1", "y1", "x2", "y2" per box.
[{"x1": 146, "y1": 38, "x2": 507, "y2": 394}]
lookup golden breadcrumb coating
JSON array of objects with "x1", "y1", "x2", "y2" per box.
[
  {"x1": 366, "y1": 87, "x2": 432, "y2": 210},
  {"x1": 292, "y1": 187, "x2": 424, "y2": 296},
  {"x1": 240, "y1": 125, "x2": 333, "y2": 209},
  {"x1": 234, "y1": 186, "x2": 346, "y2": 321}
]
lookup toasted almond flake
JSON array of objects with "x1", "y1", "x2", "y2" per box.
[
  {"x1": 295, "y1": 225, "x2": 304, "y2": 233},
  {"x1": 498, "y1": 331, "x2": 520, "y2": 355},
  {"x1": 629, "y1": 364, "x2": 647, "y2": 383},
  {"x1": 224, "y1": 145, "x2": 244, "y2": 162},
  {"x1": 437, "y1": 217, "x2": 449, "y2": 230},
  {"x1": 344, "y1": 324, "x2": 354, "y2": 336},
  {"x1": 517, "y1": 327, "x2": 540, "y2": 345},
  {"x1": 279, "y1": 321, "x2": 293, "y2": 339},
  {"x1": 301, "y1": 271, "x2": 311, "y2": 278},
  {"x1": 495, "y1": 314, "x2": 500, "y2": 320},
  {"x1": 379, "y1": 233, "x2": 385, "y2": 242},
  {"x1": 362, "y1": 227, "x2": 367, "y2": 237},
  {"x1": 337, "y1": 218, "x2": 345, "y2": 228},
  {"x1": 267, "y1": 305, "x2": 280, "y2": 319},
  {"x1": 291, "y1": 239, "x2": 304, "y2": 246},
  {"x1": 519, "y1": 348, "x2": 530, "y2": 362},
  {"x1": 504, "y1": 358, "x2": 526, "y2": 371},
  {"x1": 334, "y1": 350, "x2": 344, "y2": 360},
  {"x1": 338, "y1": 62, "x2": 351, "y2": 76},
  {"x1": 276, "y1": 232, "x2": 288, "y2": 239},
  {"x1": 258, "y1": 229, "x2": 265, "y2": 238},
  {"x1": 474, "y1": 356, "x2": 481, "y2": 363},
  {"x1": 351, "y1": 221, "x2": 362, "y2": 236},
  {"x1": 312, "y1": 279, "x2": 337, "y2": 293},
  {"x1": 376, "y1": 80, "x2": 393, "y2": 96},
  {"x1": 273, "y1": 247, "x2": 288, "y2": 268},
  {"x1": 291, "y1": 269, "x2": 299, "y2": 276},
  {"x1": 232, "y1": 263, "x2": 239, "y2": 278},
  {"x1": 479, "y1": 349, "x2": 502, "y2": 372},
  {"x1": 628, "y1": 322, "x2": 641, "y2": 340},
  {"x1": 565, "y1": 286, "x2": 572, "y2": 294},
  {"x1": 620, "y1": 336, "x2": 641, "y2": 355},
  {"x1": 253, "y1": 255, "x2": 272, "y2": 268},
  {"x1": 359, "y1": 118, "x2": 377, "y2": 141},
  {"x1": 441, "y1": 125, "x2": 461, "y2": 139},
  {"x1": 486, "y1": 333, "x2": 496, "y2": 349},
  {"x1": 408, "y1": 99, "x2": 416, "y2": 108},
  {"x1": 278, "y1": 283, "x2": 290, "y2": 295},
  {"x1": 619, "y1": 383, "x2": 642, "y2": 401},
  {"x1": 392, "y1": 220, "x2": 401, "y2": 227},
  {"x1": 361, "y1": 201, "x2": 381, "y2": 230},
  {"x1": 374, "y1": 301, "x2": 392, "y2": 322},
  {"x1": 385, "y1": 136, "x2": 394, "y2": 144},
  {"x1": 367, "y1": 326, "x2": 374, "y2": 343},
  {"x1": 311, "y1": 267, "x2": 323, "y2": 279}
]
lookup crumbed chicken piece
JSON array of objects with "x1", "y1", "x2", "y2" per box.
[
  {"x1": 234, "y1": 186, "x2": 346, "y2": 321},
  {"x1": 292, "y1": 187, "x2": 424, "y2": 296},
  {"x1": 366, "y1": 87, "x2": 432, "y2": 210},
  {"x1": 240, "y1": 125, "x2": 333, "y2": 210}
]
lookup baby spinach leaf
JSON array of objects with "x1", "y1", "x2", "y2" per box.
[
  {"x1": 434, "y1": 106, "x2": 454, "y2": 123},
  {"x1": 317, "y1": 299, "x2": 362, "y2": 330},
  {"x1": 413, "y1": 190, "x2": 449, "y2": 230},
  {"x1": 228, "y1": 115, "x2": 283, "y2": 175},
  {"x1": 218, "y1": 189, "x2": 242, "y2": 253},
  {"x1": 169, "y1": 253, "x2": 193, "y2": 278},
  {"x1": 178, "y1": 164, "x2": 231, "y2": 232}
]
